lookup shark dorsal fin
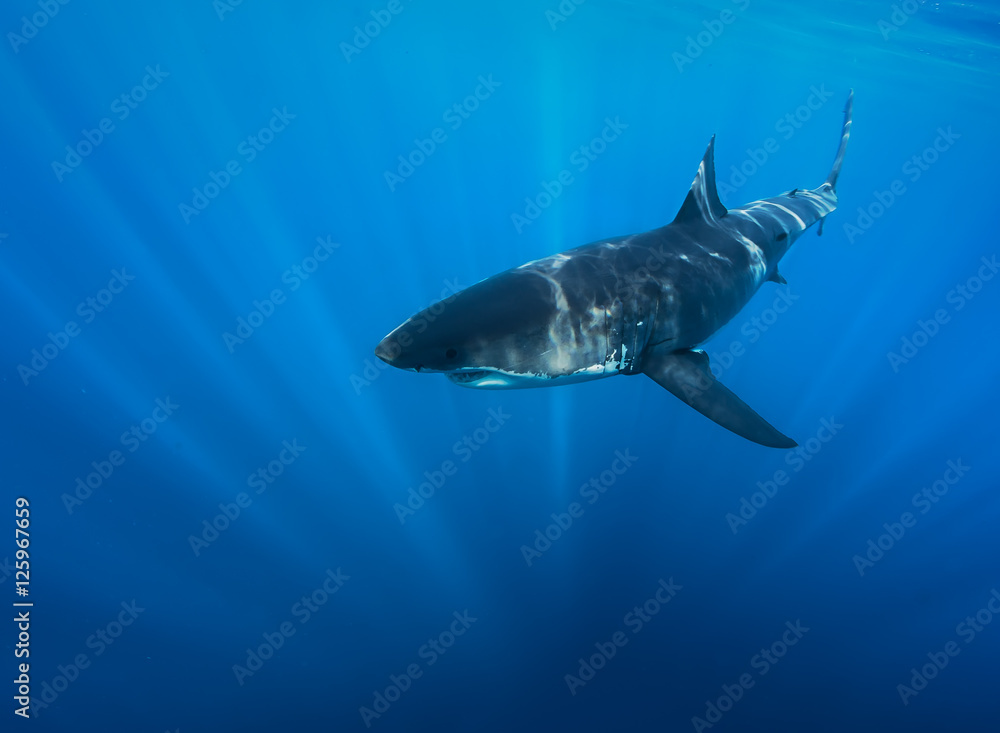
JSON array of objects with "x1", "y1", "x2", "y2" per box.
[{"x1": 673, "y1": 135, "x2": 728, "y2": 224}]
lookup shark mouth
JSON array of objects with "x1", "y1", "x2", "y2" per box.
[
  {"x1": 446, "y1": 369, "x2": 492, "y2": 384},
  {"x1": 443, "y1": 368, "x2": 550, "y2": 389},
  {"x1": 444, "y1": 365, "x2": 608, "y2": 390},
  {"x1": 444, "y1": 368, "x2": 526, "y2": 389}
]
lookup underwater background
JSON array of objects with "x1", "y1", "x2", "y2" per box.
[{"x1": 2, "y1": 0, "x2": 999, "y2": 731}]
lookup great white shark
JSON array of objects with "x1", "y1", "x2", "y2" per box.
[{"x1": 375, "y1": 92, "x2": 853, "y2": 448}]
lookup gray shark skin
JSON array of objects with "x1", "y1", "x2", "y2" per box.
[{"x1": 375, "y1": 92, "x2": 853, "y2": 448}]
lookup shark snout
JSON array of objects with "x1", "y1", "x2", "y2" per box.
[
  {"x1": 374, "y1": 336, "x2": 397, "y2": 365},
  {"x1": 375, "y1": 332, "x2": 424, "y2": 371}
]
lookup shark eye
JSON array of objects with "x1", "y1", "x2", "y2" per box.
[
  {"x1": 445, "y1": 348, "x2": 458, "y2": 359},
  {"x1": 776, "y1": 232, "x2": 788, "y2": 241}
]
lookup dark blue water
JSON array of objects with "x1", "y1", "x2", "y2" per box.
[{"x1": 3, "y1": 1, "x2": 999, "y2": 731}]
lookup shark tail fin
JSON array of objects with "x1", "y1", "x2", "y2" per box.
[{"x1": 825, "y1": 90, "x2": 853, "y2": 192}]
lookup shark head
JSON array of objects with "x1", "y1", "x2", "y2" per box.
[{"x1": 375, "y1": 269, "x2": 583, "y2": 389}]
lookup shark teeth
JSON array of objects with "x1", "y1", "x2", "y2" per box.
[{"x1": 446, "y1": 370, "x2": 490, "y2": 383}]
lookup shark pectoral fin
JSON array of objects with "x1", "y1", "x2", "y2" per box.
[
  {"x1": 768, "y1": 269, "x2": 787, "y2": 285},
  {"x1": 642, "y1": 349, "x2": 797, "y2": 448}
]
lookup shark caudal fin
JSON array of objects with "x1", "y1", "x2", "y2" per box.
[{"x1": 825, "y1": 90, "x2": 853, "y2": 192}]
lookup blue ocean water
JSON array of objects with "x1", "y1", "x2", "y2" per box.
[{"x1": 2, "y1": 0, "x2": 999, "y2": 731}]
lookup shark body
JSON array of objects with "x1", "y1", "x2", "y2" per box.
[{"x1": 376, "y1": 92, "x2": 853, "y2": 448}]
